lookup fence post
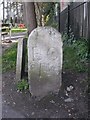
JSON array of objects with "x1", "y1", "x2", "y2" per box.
[
  {"x1": 87, "y1": 2, "x2": 90, "y2": 119},
  {"x1": 87, "y1": 2, "x2": 90, "y2": 41},
  {"x1": 87, "y1": 3, "x2": 90, "y2": 115},
  {"x1": 67, "y1": 5, "x2": 70, "y2": 38},
  {"x1": 87, "y1": 2, "x2": 90, "y2": 91}
]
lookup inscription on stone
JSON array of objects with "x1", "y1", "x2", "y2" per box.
[{"x1": 28, "y1": 27, "x2": 63, "y2": 99}]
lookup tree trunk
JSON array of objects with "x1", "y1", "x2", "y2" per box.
[
  {"x1": 23, "y1": 2, "x2": 37, "y2": 35},
  {"x1": 34, "y1": 3, "x2": 42, "y2": 26}
]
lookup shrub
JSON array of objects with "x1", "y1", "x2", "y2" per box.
[{"x1": 62, "y1": 34, "x2": 88, "y2": 72}]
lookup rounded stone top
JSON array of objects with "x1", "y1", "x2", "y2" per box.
[{"x1": 28, "y1": 26, "x2": 62, "y2": 42}]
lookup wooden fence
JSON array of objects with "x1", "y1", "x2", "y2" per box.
[{"x1": 60, "y1": 2, "x2": 90, "y2": 40}]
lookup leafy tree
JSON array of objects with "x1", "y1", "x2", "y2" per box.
[{"x1": 35, "y1": 2, "x2": 59, "y2": 28}]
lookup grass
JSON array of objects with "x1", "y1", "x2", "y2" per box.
[
  {"x1": 2, "y1": 35, "x2": 88, "y2": 73},
  {"x1": 63, "y1": 45, "x2": 88, "y2": 72},
  {"x1": 17, "y1": 79, "x2": 29, "y2": 91},
  {"x1": 63, "y1": 35, "x2": 88, "y2": 72},
  {"x1": 2, "y1": 34, "x2": 88, "y2": 93},
  {"x1": 11, "y1": 28, "x2": 27, "y2": 33},
  {"x1": 2, "y1": 43, "x2": 17, "y2": 72}
]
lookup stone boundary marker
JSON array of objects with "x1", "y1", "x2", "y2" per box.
[
  {"x1": 16, "y1": 38, "x2": 23, "y2": 82},
  {"x1": 28, "y1": 27, "x2": 63, "y2": 99},
  {"x1": 16, "y1": 38, "x2": 27, "y2": 82}
]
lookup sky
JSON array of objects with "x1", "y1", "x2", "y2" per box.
[
  {"x1": 0, "y1": 0, "x2": 7, "y2": 20},
  {"x1": 0, "y1": 0, "x2": 3, "y2": 20}
]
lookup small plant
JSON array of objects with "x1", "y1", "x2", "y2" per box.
[{"x1": 17, "y1": 79, "x2": 29, "y2": 91}]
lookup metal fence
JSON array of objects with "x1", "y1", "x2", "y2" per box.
[{"x1": 60, "y1": 2, "x2": 90, "y2": 40}]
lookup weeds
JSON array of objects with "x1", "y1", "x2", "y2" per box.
[
  {"x1": 17, "y1": 79, "x2": 29, "y2": 91},
  {"x1": 62, "y1": 34, "x2": 88, "y2": 72},
  {"x1": 2, "y1": 32, "x2": 88, "y2": 73}
]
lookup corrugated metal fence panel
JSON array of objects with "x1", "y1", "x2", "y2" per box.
[
  {"x1": 60, "y1": 7, "x2": 68, "y2": 34},
  {"x1": 83, "y1": 3, "x2": 88, "y2": 39},
  {"x1": 87, "y1": 2, "x2": 90, "y2": 40},
  {"x1": 60, "y1": 2, "x2": 89, "y2": 39}
]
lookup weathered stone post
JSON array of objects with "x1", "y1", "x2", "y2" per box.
[
  {"x1": 27, "y1": 27, "x2": 63, "y2": 99},
  {"x1": 16, "y1": 38, "x2": 23, "y2": 82},
  {"x1": 16, "y1": 38, "x2": 27, "y2": 82}
]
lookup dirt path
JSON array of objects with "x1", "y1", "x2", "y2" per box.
[
  {"x1": 2, "y1": 41, "x2": 88, "y2": 118},
  {"x1": 2, "y1": 70, "x2": 88, "y2": 118}
]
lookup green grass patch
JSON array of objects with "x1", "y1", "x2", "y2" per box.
[
  {"x1": 11, "y1": 28, "x2": 27, "y2": 33},
  {"x1": 2, "y1": 33, "x2": 88, "y2": 73},
  {"x1": 17, "y1": 79, "x2": 29, "y2": 91},
  {"x1": 2, "y1": 43, "x2": 17, "y2": 72}
]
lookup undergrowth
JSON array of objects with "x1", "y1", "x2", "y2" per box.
[
  {"x1": 63, "y1": 33, "x2": 88, "y2": 72},
  {"x1": 2, "y1": 32, "x2": 88, "y2": 73},
  {"x1": 17, "y1": 79, "x2": 29, "y2": 91}
]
